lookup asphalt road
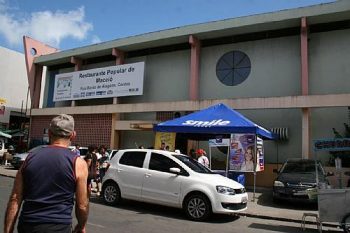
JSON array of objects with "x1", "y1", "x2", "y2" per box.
[{"x1": 0, "y1": 176, "x2": 342, "y2": 233}]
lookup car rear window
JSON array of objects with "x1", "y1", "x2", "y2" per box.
[{"x1": 119, "y1": 151, "x2": 146, "y2": 168}]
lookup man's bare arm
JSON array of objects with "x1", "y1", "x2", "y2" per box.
[
  {"x1": 74, "y1": 157, "x2": 89, "y2": 232},
  {"x1": 4, "y1": 169, "x2": 24, "y2": 233}
]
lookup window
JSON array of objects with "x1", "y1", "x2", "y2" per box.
[
  {"x1": 119, "y1": 151, "x2": 146, "y2": 168},
  {"x1": 216, "y1": 50, "x2": 251, "y2": 86},
  {"x1": 109, "y1": 150, "x2": 118, "y2": 160},
  {"x1": 149, "y1": 152, "x2": 183, "y2": 174},
  {"x1": 173, "y1": 154, "x2": 213, "y2": 174}
]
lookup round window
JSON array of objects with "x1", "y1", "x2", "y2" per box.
[{"x1": 216, "y1": 50, "x2": 251, "y2": 86}]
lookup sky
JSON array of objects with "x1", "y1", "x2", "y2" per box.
[{"x1": 0, "y1": 0, "x2": 336, "y2": 53}]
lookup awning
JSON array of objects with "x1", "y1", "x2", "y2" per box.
[
  {"x1": 154, "y1": 103, "x2": 275, "y2": 140},
  {"x1": 0, "y1": 131, "x2": 12, "y2": 139}
]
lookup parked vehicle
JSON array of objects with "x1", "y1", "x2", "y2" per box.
[
  {"x1": 68, "y1": 146, "x2": 88, "y2": 158},
  {"x1": 11, "y1": 145, "x2": 47, "y2": 169},
  {"x1": 273, "y1": 158, "x2": 332, "y2": 203},
  {"x1": 12, "y1": 145, "x2": 87, "y2": 169},
  {"x1": 102, "y1": 149, "x2": 248, "y2": 221}
]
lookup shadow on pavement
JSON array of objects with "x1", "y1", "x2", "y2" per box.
[
  {"x1": 89, "y1": 196, "x2": 240, "y2": 223},
  {"x1": 254, "y1": 189, "x2": 318, "y2": 211}
]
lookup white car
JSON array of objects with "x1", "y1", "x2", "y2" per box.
[{"x1": 102, "y1": 149, "x2": 248, "y2": 221}]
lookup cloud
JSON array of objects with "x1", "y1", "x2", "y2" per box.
[
  {"x1": 91, "y1": 35, "x2": 101, "y2": 44},
  {"x1": 0, "y1": 3, "x2": 92, "y2": 48}
]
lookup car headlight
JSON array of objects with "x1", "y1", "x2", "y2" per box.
[
  {"x1": 274, "y1": 181, "x2": 285, "y2": 187},
  {"x1": 216, "y1": 186, "x2": 236, "y2": 195}
]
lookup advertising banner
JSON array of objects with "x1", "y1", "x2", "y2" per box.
[
  {"x1": 256, "y1": 136, "x2": 264, "y2": 171},
  {"x1": 53, "y1": 62, "x2": 145, "y2": 101},
  {"x1": 229, "y1": 134, "x2": 264, "y2": 172},
  {"x1": 208, "y1": 138, "x2": 230, "y2": 172},
  {"x1": 209, "y1": 138, "x2": 230, "y2": 147},
  {"x1": 154, "y1": 132, "x2": 176, "y2": 151}
]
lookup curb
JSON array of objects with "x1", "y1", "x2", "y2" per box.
[
  {"x1": 237, "y1": 212, "x2": 340, "y2": 228},
  {"x1": 0, "y1": 173, "x2": 16, "y2": 178}
]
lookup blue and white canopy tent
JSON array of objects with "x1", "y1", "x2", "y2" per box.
[
  {"x1": 154, "y1": 103, "x2": 274, "y2": 139},
  {"x1": 154, "y1": 103, "x2": 275, "y2": 200}
]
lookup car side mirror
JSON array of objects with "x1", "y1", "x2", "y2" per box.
[
  {"x1": 169, "y1": 167, "x2": 181, "y2": 175},
  {"x1": 273, "y1": 169, "x2": 279, "y2": 174}
]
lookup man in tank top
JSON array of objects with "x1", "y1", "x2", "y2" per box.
[{"x1": 4, "y1": 114, "x2": 89, "y2": 233}]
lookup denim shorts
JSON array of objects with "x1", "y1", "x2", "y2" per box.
[{"x1": 18, "y1": 223, "x2": 71, "y2": 233}]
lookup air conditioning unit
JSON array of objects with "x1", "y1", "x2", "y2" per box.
[{"x1": 270, "y1": 127, "x2": 289, "y2": 141}]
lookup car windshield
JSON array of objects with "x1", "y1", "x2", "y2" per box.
[
  {"x1": 281, "y1": 161, "x2": 323, "y2": 174},
  {"x1": 172, "y1": 154, "x2": 213, "y2": 174}
]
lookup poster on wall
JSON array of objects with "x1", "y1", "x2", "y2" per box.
[
  {"x1": 154, "y1": 132, "x2": 176, "y2": 151},
  {"x1": 0, "y1": 98, "x2": 6, "y2": 115},
  {"x1": 53, "y1": 62, "x2": 145, "y2": 102},
  {"x1": 229, "y1": 134, "x2": 264, "y2": 172}
]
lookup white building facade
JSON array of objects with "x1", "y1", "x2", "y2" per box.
[{"x1": 0, "y1": 46, "x2": 29, "y2": 129}]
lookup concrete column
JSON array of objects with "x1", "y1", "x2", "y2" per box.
[
  {"x1": 302, "y1": 108, "x2": 311, "y2": 158},
  {"x1": 23, "y1": 36, "x2": 58, "y2": 108},
  {"x1": 32, "y1": 65, "x2": 43, "y2": 109},
  {"x1": 112, "y1": 48, "x2": 125, "y2": 104},
  {"x1": 111, "y1": 48, "x2": 125, "y2": 149},
  {"x1": 189, "y1": 35, "x2": 201, "y2": 101},
  {"x1": 301, "y1": 17, "x2": 309, "y2": 96},
  {"x1": 300, "y1": 17, "x2": 310, "y2": 158},
  {"x1": 70, "y1": 57, "x2": 82, "y2": 107}
]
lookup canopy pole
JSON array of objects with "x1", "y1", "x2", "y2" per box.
[
  {"x1": 252, "y1": 135, "x2": 258, "y2": 202},
  {"x1": 225, "y1": 146, "x2": 229, "y2": 177},
  {"x1": 252, "y1": 171, "x2": 256, "y2": 202}
]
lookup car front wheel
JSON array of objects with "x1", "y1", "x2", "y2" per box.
[
  {"x1": 102, "y1": 181, "x2": 121, "y2": 205},
  {"x1": 184, "y1": 193, "x2": 212, "y2": 221}
]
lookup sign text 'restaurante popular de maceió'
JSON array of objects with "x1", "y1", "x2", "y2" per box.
[{"x1": 53, "y1": 62, "x2": 145, "y2": 102}]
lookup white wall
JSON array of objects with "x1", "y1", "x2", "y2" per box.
[
  {"x1": 200, "y1": 36, "x2": 301, "y2": 99},
  {"x1": 309, "y1": 29, "x2": 350, "y2": 95},
  {"x1": 0, "y1": 46, "x2": 29, "y2": 124}
]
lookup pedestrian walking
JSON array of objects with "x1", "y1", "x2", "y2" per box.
[
  {"x1": 85, "y1": 145, "x2": 99, "y2": 195},
  {"x1": 72, "y1": 144, "x2": 81, "y2": 156},
  {"x1": 98, "y1": 145, "x2": 110, "y2": 182},
  {"x1": 197, "y1": 149, "x2": 210, "y2": 168},
  {"x1": 4, "y1": 114, "x2": 89, "y2": 233}
]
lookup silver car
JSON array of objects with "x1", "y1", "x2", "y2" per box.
[{"x1": 11, "y1": 145, "x2": 47, "y2": 169}]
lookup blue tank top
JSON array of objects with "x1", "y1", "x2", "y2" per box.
[{"x1": 19, "y1": 146, "x2": 78, "y2": 224}]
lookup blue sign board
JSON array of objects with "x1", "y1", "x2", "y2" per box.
[{"x1": 313, "y1": 138, "x2": 350, "y2": 152}]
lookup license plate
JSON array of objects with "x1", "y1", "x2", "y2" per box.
[
  {"x1": 293, "y1": 191, "x2": 307, "y2": 196},
  {"x1": 241, "y1": 196, "x2": 248, "y2": 203}
]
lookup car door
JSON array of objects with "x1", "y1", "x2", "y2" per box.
[
  {"x1": 141, "y1": 152, "x2": 187, "y2": 207},
  {"x1": 116, "y1": 151, "x2": 147, "y2": 200}
]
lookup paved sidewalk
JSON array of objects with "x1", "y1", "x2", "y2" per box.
[
  {"x1": 0, "y1": 165, "x2": 17, "y2": 178},
  {"x1": 0, "y1": 165, "x2": 340, "y2": 231},
  {"x1": 244, "y1": 186, "x2": 318, "y2": 222}
]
